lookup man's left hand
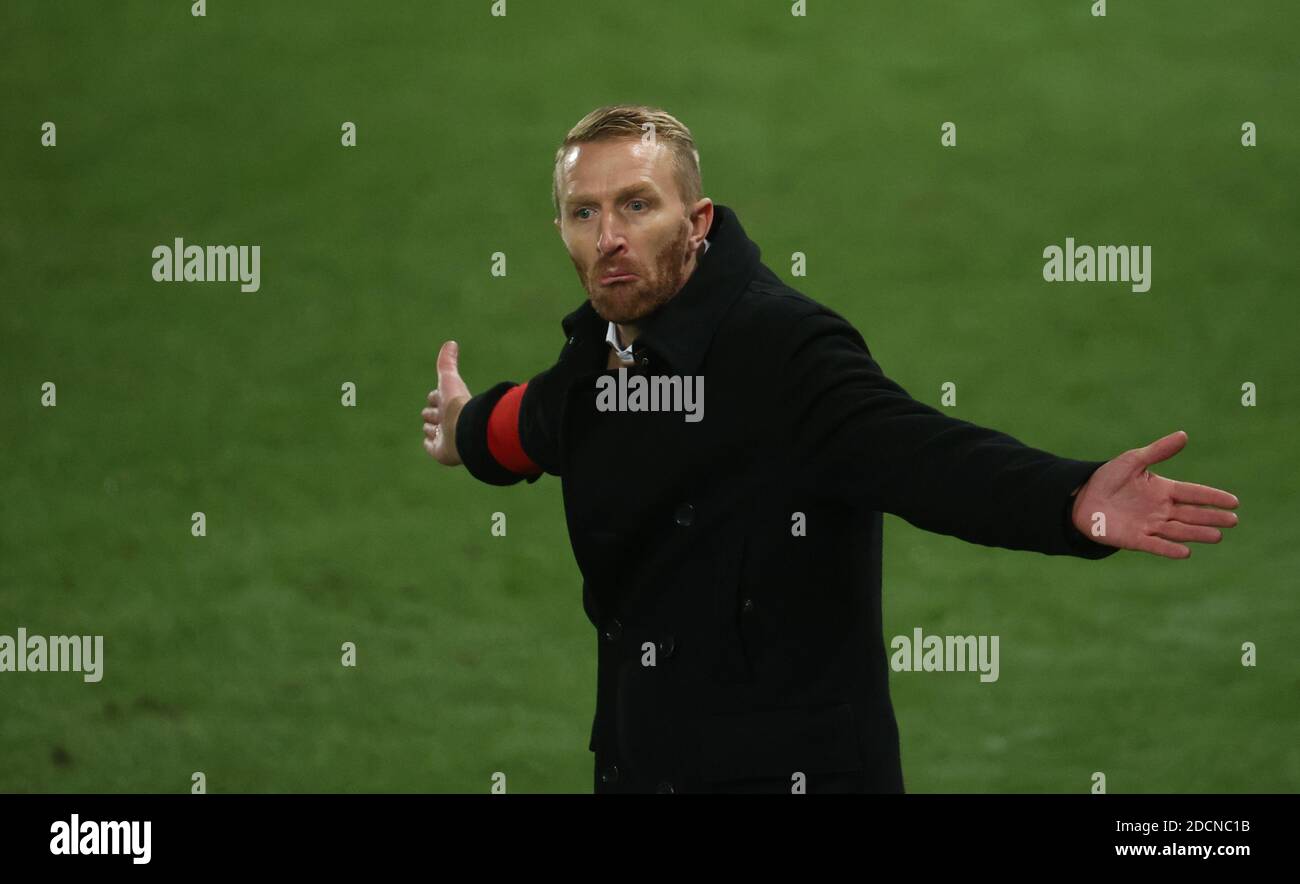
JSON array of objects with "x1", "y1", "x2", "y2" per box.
[{"x1": 1070, "y1": 430, "x2": 1240, "y2": 558}]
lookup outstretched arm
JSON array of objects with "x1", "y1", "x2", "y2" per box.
[{"x1": 783, "y1": 308, "x2": 1238, "y2": 559}]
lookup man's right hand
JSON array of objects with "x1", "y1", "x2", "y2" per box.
[{"x1": 422, "y1": 340, "x2": 472, "y2": 466}]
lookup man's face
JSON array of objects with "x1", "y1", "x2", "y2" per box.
[{"x1": 554, "y1": 137, "x2": 702, "y2": 324}]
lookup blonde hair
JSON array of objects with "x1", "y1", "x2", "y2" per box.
[{"x1": 552, "y1": 104, "x2": 702, "y2": 219}]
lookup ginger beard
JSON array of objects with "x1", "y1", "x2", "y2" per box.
[{"x1": 573, "y1": 215, "x2": 695, "y2": 325}]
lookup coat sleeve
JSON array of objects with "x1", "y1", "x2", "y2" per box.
[
  {"x1": 454, "y1": 355, "x2": 568, "y2": 486},
  {"x1": 781, "y1": 307, "x2": 1118, "y2": 559}
]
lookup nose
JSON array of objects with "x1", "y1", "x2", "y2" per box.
[{"x1": 596, "y1": 213, "x2": 628, "y2": 256}]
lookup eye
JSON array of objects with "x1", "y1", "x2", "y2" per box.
[
  {"x1": 628, "y1": 199, "x2": 647, "y2": 211},
  {"x1": 574, "y1": 207, "x2": 593, "y2": 220}
]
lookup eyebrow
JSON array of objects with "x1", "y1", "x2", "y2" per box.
[{"x1": 564, "y1": 183, "x2": 658, "y2": 209}]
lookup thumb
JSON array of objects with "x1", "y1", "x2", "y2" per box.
[
  {"x1": 437, "y1": 340, "x2": 460, "y2": 381},
  {"x1": 1138, "y1": 429, "x2": 1187, "y2": 467}
]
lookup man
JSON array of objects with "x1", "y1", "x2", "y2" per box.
[{"x1": 421, "y1": 105, "x2": 1240, "y2": 794}]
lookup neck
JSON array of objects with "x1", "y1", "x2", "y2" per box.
[{"x1": 614, "y1": 321, "x2": 639, "y2": 348}]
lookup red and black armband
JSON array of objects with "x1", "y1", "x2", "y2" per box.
[{"x1": 455, "y1": 381, "x2": 544, "y2": 486}]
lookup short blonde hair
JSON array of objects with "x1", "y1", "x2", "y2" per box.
[{"x1": 552, "y1": 104, "x2": 702, "y2": 219}]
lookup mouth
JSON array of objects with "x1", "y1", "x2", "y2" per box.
[{"x1": 598, "y1": 271, "x2": 638, "y2": 286}]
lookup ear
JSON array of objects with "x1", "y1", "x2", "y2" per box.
[{"x1": 688, "y1": 198, "x2": 714, "y2": 249}]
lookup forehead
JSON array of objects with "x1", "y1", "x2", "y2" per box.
[{"x1": 558, "y1": 137, "x2": 674, "y2": 201}]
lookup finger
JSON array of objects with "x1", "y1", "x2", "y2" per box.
[
  {"x1": 1170, "y1": 504, "x2": 1238, "y2": 528},
  {"x1": 423, "y1": 422, "x2": 440, "y2": 439},
  {"x1": 437, "y1": 340, "x2": 460, "y2": 383},
  {"x1": 422, "y1": 407, "x2": 440, "y2": 423},
  {"x1": 423, "y1": 436, "x2": 436, "y2": 457},
  {"x1": 428, "y1": 389, "x2": 441, "y2": 407},
  {"x1": 1137, "y1": 430, "x2": 1188, "y2": 467},
  {"x1": 1154, "y1": 521, "x2": 1221, "y2": 544},
  {"x1": 1133, "y1": 535, "x2": 1191, "y2": 559},
  {"x1": 1171, "y1": 481, "x2": 1239, "y2": 509}
]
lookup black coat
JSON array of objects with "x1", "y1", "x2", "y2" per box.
[{"x1": 456, "y1": 204, "x2": 1118, "y2": 793}]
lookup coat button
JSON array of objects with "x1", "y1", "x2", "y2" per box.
[
  {"x1": 601, "y1": 618, "x2": 623, "y2": 642},
  {"x1": 638, "y1": 355, "x2": 650, "y2": 367},
  {"x1": 600, "y1": 764, "x2": 620, "y2": 784},
  {"x1": 658, "y1": 634, "x2": 677, "y2": 659},
  {"x1": 567, "y1": 335, "x2": 576, "y2": 345},
  {"x1": 741, "y1": 598, "x2": 755, "y2": 615},
  {"x1": 673, "y1": 503, "x2": 695, "y2": 527},
  {"x1": 656, "y1": 781, "x2": 675, "y2": 794}
]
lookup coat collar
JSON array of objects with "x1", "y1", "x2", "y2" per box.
[{"x1": 560, "y1": 203, "x2": 762, "y2": 374}]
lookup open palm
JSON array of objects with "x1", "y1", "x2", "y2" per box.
[{"x1": 1070, "y1": 430, "x2": 1240, "y2": 558}]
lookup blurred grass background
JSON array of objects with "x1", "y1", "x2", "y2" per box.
[{"x1": 1, "y1": 0, "x2": 1295, "y2": 792}]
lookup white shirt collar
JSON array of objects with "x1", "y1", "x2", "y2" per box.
[
  {"x1": 605, "y1": 238, "x2": 709, "y2": 364},
  {"x1": 605, "y1": 320, "x2": 636, "y2": 364}
]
